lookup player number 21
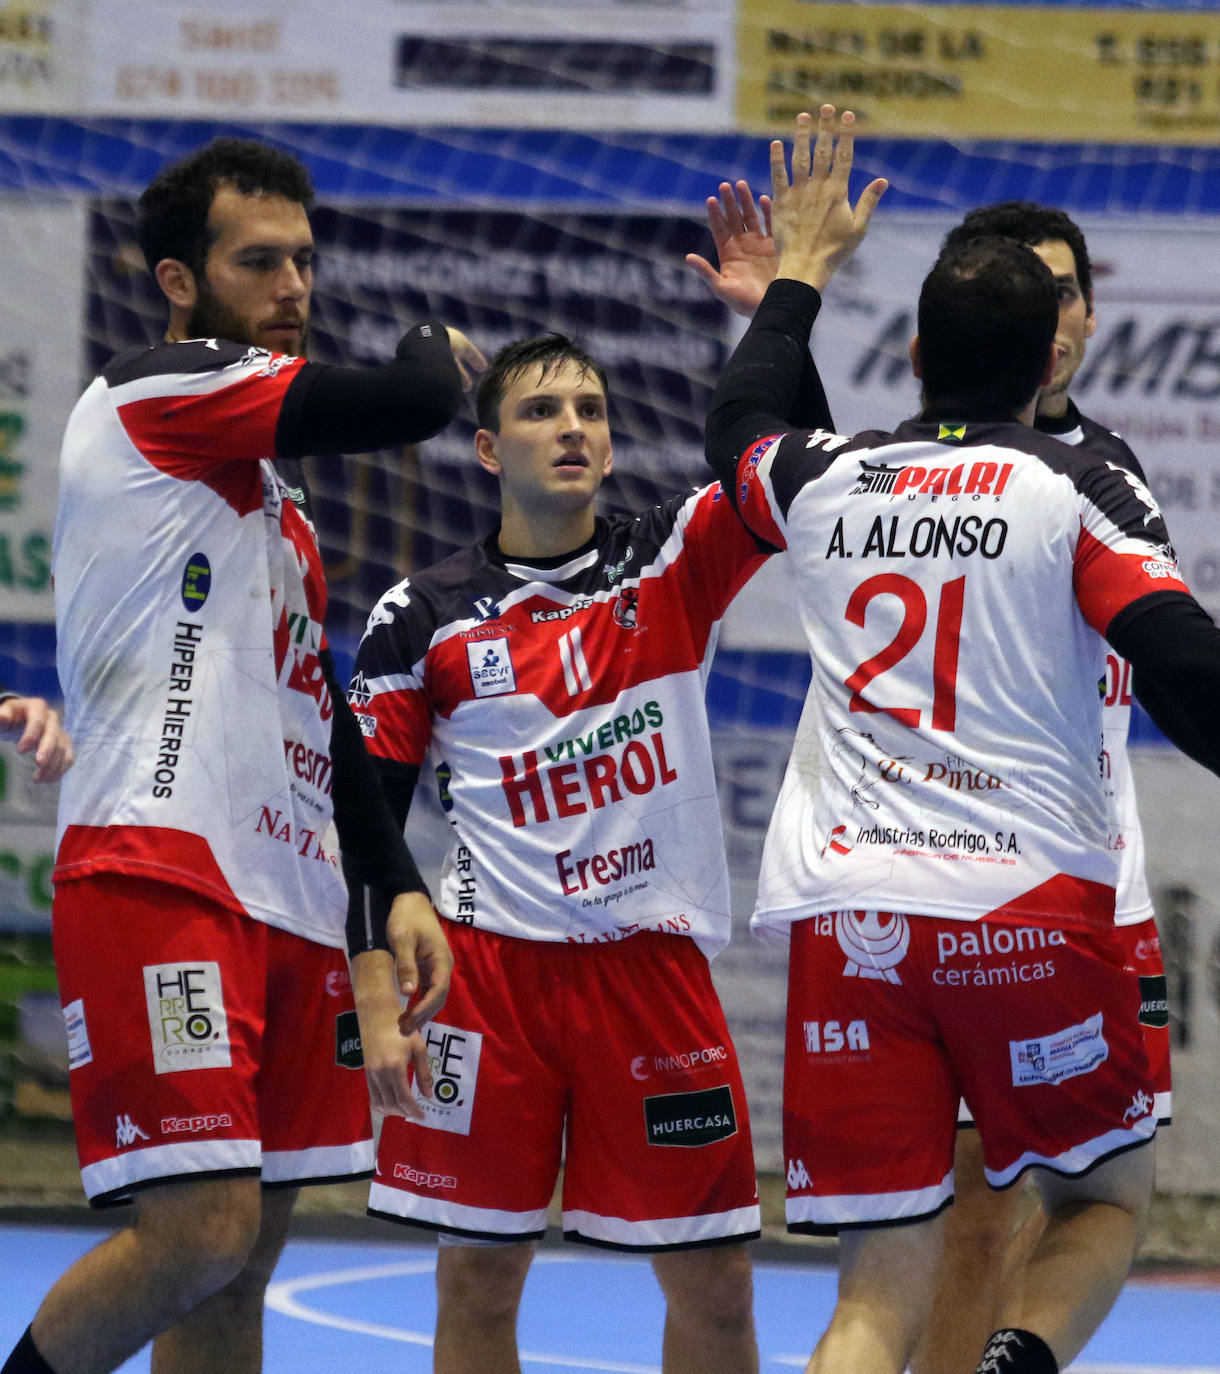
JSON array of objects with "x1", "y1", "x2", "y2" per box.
[{"x1": 844, "y1": 573, "x2": 965, "y2": 731}]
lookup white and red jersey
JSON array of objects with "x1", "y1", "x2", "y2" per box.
[
  {"x1": 53, "y1": 338, "x2": 348, "y2": 949},
  {"x1": 351, "y1": 487, "x2": 766, "y2": 956},
  {"x1": 1036, "y1": 405, "x2": 1153, "y2": 927},
  {"x1": 728, "y1": 416, "x2": 1188, "y2": 938}
]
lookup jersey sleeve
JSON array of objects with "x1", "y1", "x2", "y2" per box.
[
  {"x1": 731, "y1": 425, "x2": 856, "y2": 552},
  {"x1": 1072, "y1": 459, "x2": 1193, "y2": 635},
  {"x1": 108, "y1": 341, "x2": 307, "y2": 480},
  {"x1": 654, "y1": 482, "x2": 772, "y2": 623},
  {"x1": 349, "y1": 578, "x2": 435, "y2": 769}
]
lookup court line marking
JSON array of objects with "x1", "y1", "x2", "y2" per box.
[
  {"x1": 265, "y1": 1254, "x2": 661, "y2": 1372},
  {"x1": 266, "y1": 1254, "x2": 1220, "y2": 1374}
]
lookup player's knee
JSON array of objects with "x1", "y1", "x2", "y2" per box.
[
  {"x1": 134, "y1": 1184, "x2": 263, "y2": 1292},
  {"x1": 656, "y1": 1243, "x2": 755, "y2": 1328},
  {"x1": 437, "y1": 1243, "x2": 533, "y2": 1321}
]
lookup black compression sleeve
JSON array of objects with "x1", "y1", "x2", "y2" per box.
[
  {"x1": 705, "y1": 279, "x2": 829, "y2": 492},
  {"x1": 1107, "y1": 592, "x2": 1220, "y2": 776},
  {"x1": 275, "y1": 320, "x2": 463, "y2": 458},
  {"x1": 321, "y1": 650, "x2": 430, "y2": 955}
]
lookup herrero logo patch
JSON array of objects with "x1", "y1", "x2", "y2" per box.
[{"x1": 143, "y1": 962, "x2": 231, "y2": 1075}]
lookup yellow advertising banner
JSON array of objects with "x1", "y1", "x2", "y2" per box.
[{"x1": 737, "y1": 3, "x2": 1220, "y2": 142}]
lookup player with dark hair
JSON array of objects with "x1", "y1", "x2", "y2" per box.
[
  {"x1": 911, "y1": 201, "x2": 1171, "y2": 1374},
  {"x1": 2, "y1": 136, "x2": 480, "y2": 1374},
  {"x1": 0, "y1": 688, "x2": 72, "y2": 783},
  {"x1": 705, "y1": 107, "x2": 1220, "y2": 1374},
  {"x1": 347, "y1": 332, "x2": 784, "y2": 1373}
]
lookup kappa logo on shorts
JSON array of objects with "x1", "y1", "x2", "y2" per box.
[
  {"x1": 1010, "y1": 1012, "x2": 1109, "y2": 1088},
  {"x1": 835, "y1": 911, "x2": 910, "y2": 984},
  {"x1": 62, "y1": 998, "x2": 92, "y2": 1070},
  {"x1": 786, "y1": 1158, "x2": 813, "y2": 1191},
  {"x1": 335, "y1": 1010, "x2": 363, "y2": 1070},
  {"x1": 143, "y1": 962, "x2": 231, "y2": 1076},
  {"x1": 115, "y1": 1114, "x2": 150, "y2": 1148},
  {"x1": 643, "y1": 1084, "x2": 737, "y2": 1147},
  {"x1": 1124, "y1": 1091, "x2": 1154, "y2": 1123},
  {"x1": 467, "y1": 637, "x2": 516, "y2": 698},
  {"x1": 415, "y1": 1021, "x2": 483, "y2": 1136}
]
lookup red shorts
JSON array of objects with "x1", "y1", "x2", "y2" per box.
[
  {"x1": 54, "y1": 874, "x2": 373, "y2": 1206},
  {"x1": 1116, "y1": 916, "x2": 1171, "y2": 1123},
  {"x1": 369, "y1": 925, "x2": 760, "y2": 1250},
  {"x1": 783, "y1": 911, "x2": 1156, "y2": 1234}
]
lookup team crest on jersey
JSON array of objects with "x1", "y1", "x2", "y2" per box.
[
  {"x1": 467, "y1": 637, "x2": 517, "y2": 697},
  {"x1": 613, "y1": 585, "x2": 639, "y2": 630},
  {"x1": 471, "y1": 595, "x2": 502, "y2": 622},
  {"x1": 835, "y1": 911, "x2": 910, "y2": 984}
]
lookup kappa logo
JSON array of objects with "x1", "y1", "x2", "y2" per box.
[
  {"x1": 115, "y1": 1114, "x2": 150, "y2": 1148},
  {"x1": 835, "y1": 911, "x2": 910, "y2": 984},
  {"x1": 1124, "y1": 1090, "x2": 1154, "y2": 1123},
  {"x1": 786, "y1": 1158, "x2": 813, "y2": 1190}
]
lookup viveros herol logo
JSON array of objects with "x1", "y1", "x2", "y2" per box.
[{"x1": 180, "y1": 552, "x2": 211, "y2": 612}]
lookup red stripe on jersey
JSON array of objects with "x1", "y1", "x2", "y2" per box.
[
  {"x1": 983, "y1": 872, "x2": 1115, "y2": 931},
  {"x1": 54, "y1": 823, "x2": 246, "y2": 916},
  {"x1": 1073, "y1": 527, "x2": 1190, "y2": 636},
  {"x1": 117, "y1": 360, "x2": 305, "y2": 515},
  {"x1": 363, "y1": 684, "x2": 433, "y2": 766},
  {"x1": 735, "y1": 435, "x2": 787, "y2": 550}
]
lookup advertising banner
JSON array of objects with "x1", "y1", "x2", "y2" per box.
[
  {"x1": 739, "y1": 2, "x2": 1220, "y2": 143},
  {"x1": 0, "y1": 198, "x2": 86, "y2": 622},
  {"x1": 83, "y1": 0, "x2": 734, "y2": 129}
]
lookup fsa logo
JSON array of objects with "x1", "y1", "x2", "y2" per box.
[{"x1": 803, "y1": 1019, "x2": 870, "y2": 1054}]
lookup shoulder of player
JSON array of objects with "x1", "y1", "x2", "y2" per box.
[
  {"x1": 362, "y1": 542, "x2": 499, "y2": 641},
  {"x1": 1070, "y1": 407, "x2": 1146, "y2": 477},
  {"x1": 101, "y1": 338, "x2": 287, "y2": 389}
]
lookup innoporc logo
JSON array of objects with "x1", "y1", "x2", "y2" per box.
[
  {"x1": 835, "y1": 911, "x2": 910, "y2": 984},
  {"x1": 0, "y1": 411, "x2": 26, "y2": 511}
]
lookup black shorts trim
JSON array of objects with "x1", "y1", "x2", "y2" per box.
[
  {"x1": 562, "y1": 1227, "x2": 761, "y2": 1254},
  {"x1": 787, "y1": 1194, "x2": 952, "y2": 1238},
  {"x1": 89, "y1": 1165, "x2": 262, "y2": 1209},
  {"x1": 366, "y1": 1207, "x2": 546, "y2": 1244}
]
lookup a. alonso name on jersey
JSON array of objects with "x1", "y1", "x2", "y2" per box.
[{"x1": 827, "y1": 513, "x2": 1009, "y2": 561}]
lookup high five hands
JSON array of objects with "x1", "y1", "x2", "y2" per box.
[{"x1": 686, "y1": 106, "x2": 888, "y2": 312}]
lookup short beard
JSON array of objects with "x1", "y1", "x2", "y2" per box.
[{"x1": 186, "y1": 279, "x2": 308, "y2": 354}]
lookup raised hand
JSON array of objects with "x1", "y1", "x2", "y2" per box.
[
  {"x1": 685, "y1": 180, "x2": 778, "y2": 318},
  {"x1": 769, "y1": 105, "x2": 888, "y2": 293}
]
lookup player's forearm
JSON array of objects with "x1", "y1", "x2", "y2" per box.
[
  {"x1": 705, "y1": 279, "x2": 829, "y2": 491},
  {"x1": 275, "y1": 320, "x2": 463, "y2": 458},
  {"x1": 1108, "y1": 593, "x2": 1220, "y2": 775}
]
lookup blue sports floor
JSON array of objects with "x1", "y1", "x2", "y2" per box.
[{"x1": 1, "y1": 1226, "x2": 1218, "y2": 1372}]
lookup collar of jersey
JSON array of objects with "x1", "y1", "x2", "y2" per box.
[{"x1": 485, "y1": 525, "x2": 602, "y2": 584}]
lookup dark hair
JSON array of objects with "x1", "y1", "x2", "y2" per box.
[
  {"x1": 917, "y1": 238, "x2": 1058, "y2": 415},
  {"x1": 940, "y1": 200, "x2": 1093, "y2": 303},
  {"x1": 137, "y1": 137, "x2": 315, "y2": 276},
  {"x1": 476, "y1": 335, "x2": 609, "y2": 430}
]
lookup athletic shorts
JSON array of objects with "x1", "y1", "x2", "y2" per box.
[
  {"x1": 369, "y1": 924, "x2": 760, "y2": 1251},
  {"x1": 54, "y1": 873, "x2": 373, "y2": 1206},
  {"x1": 783, "y1": 911, "x2": 1156, "y2": 1235},
  {"x1": 1116, "y1": 916, "x2": 1171, "y2": 1123},
  {"x1": 956, "y1": 913, "x2": 1172, "y2": 1129}
]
